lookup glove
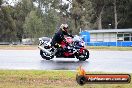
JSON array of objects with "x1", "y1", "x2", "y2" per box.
[
  {"x1": 70, "y1": 35, "x2": 74, "y2": 38},
  {"x1": 68, "y1": 33, "x2": 74, "y2": 38}
]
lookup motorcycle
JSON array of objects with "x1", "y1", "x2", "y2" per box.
[{"x1": 38, "y1": 35, "x2": 89, "y2": 61}]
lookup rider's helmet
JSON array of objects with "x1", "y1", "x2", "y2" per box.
[{"x1": 60, "y1": 24, "x2": 69, "y2": 33}]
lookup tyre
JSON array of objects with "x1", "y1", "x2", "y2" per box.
[
  {"x1": 76, "y1": 49, "x2": 89, "y2": 61},
  {"x1": 40, "y1": 50, "x2": 54, "y2": 60}
]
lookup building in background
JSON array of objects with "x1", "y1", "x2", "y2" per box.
[{"x1": 80, "y1": 29, "x2": 132, "y2": 47}]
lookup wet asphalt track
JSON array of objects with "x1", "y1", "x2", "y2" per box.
[{"x1": 0, "y1": 50, "x2": 132, "y2": 73}]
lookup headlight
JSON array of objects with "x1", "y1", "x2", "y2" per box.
[
  {"x1": 79, "y1": 42, "x2": 85, "y2": 47},
  {"x1": 81, "y1": 42, "x2": 84, "y2": 46}
]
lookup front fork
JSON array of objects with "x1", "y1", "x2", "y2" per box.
[
  {"x1": 74, "y1": 47, "x2": 85, "y2": 56},
  {"x1": 79, "y1": 48, "x2": 85, "y2": 54}
]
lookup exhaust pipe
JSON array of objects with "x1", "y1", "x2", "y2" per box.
[{"x1": 38, "y1": 46, "x2": 51, "y2": 55}]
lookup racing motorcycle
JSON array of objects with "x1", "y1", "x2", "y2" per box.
[{"x1": 38, "y1": 35, "x2": 89, "y2": 61}]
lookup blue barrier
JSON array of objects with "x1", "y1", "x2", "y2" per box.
[{"x1": 87, "y1": 42, "x2": 132, "y2": 47}]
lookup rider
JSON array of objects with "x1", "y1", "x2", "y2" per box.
[{"x1": 51, "y1": 24, "x2": 73, "y2": 48}]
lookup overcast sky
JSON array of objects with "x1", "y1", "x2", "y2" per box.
[
  {"x1": 3, "y1": 0, "x2": 72, "y2": 13},
  {"x1": 5, "y1": 0, "x2": 71, "y2": 6}
]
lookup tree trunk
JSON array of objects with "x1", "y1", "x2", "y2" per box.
[
  {"x1": 75, "y1": 18, "x2": 77, "y2": 29},
  {"x1": 114, "y1": 0, "x2": 118, "y2": 29},
  {"x1": 98, "y1": 12, "x2": 102, "y2": 29},
  {"x1": 97, "y1": 5, "x2": 105, "y2": 30}
]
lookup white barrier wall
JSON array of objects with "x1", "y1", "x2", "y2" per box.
[{"x1": 90, "y1": 33, "x2": 117, "y2": 42}]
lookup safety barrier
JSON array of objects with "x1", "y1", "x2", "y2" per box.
[{"x1": 85, "y1": 42, "x2": 132, "y2": 47}]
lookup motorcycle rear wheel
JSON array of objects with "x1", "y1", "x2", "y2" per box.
[{"x1": 40, "y1": 50, "x2": 54, "y2": 60}]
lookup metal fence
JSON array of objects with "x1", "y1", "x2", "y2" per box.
[{"x1": 0, "y1": 42, "x2": 22, "y2": 45}]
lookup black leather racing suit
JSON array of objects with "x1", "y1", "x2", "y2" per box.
[{"x1": 51, "y1": 29, "x2": 73, "y2": 48}]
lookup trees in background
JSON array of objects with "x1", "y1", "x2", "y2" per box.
[
  {"x1": 102, "y1": 0, "x2": 129, "y2": 29},
  {"x1": 0, "y1": 0, "x2": 16, "y2": 42},
  {"x1": 0, "y1": 0, "x2": 60, "y2": 42},
  {"x1": 0, "y1": 0, "x2": 132, "y2": 42},
  {"x1": 13, "y1": 0, "x2": 34, "y2": 42}
]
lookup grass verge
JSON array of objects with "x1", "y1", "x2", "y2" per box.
[
  {"x1": 1, "y1": 45, "x2": 132, "y2": 51},
  {"x1": 0, "y1": 45, "x2": 37, "y2": 50},
  {"x1": 0, "y1": 70, "x2": 131, "y2": 88},
  {"x1": 87, "y1": 46, "x2": 132, "y2": 51}
]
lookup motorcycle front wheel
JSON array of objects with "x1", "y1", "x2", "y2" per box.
[
  {"x1": 76, "y1": 49, "x2": 89, "y2": 61},
  {"x1": 40, "y1": 50, "x2": 54, "y2": 60}
]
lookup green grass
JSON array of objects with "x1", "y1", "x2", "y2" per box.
[
  {"x1": 0, "y1": 45, "x2": 37, "y2": 50},
  {"x1": 87, "y1": 46, "x2": 132, "y2": 51},
  {"x1": 0, "y1": 70, "x2": 131, "y2": 88},
  {"x1": 1, "y1": 45, "x2": 132, "y2": 51}
]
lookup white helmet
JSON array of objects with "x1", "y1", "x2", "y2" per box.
[{"x1": 60, "y1": 24, "x2": 69, "y2": 32}]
